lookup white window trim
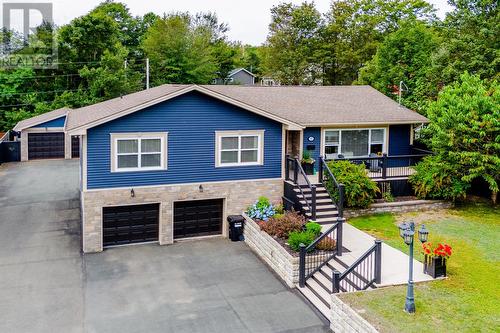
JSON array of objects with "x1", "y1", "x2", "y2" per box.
[
  {"x1": 215, "y1": 130, "x2": 264, "y2": 167},
  {"x1": 110, "y1": 132, "x2": 168, "y2": 172},
  {"x1": 323, "y1": 128, "x2": 387, "y2": 158}
]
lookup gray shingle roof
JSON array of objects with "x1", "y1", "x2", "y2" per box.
[
  {"x1": 65, "y1": 85, "x2": 188, "y2": 131},
  {"x1": 13, "y1": 107, "x2": 70, "y2": 131},
  {"x1": 65, "y1": 84, "x2": 428, "y2": 132},
  {"x1": 203, "y1": 85, "x2": 428, "y2": 125}
]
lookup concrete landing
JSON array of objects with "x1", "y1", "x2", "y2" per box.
[{"x1": 322, "y1": 222, "x2": 434, "y2": 287}]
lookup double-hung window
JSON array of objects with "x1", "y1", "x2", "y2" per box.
[
  {"x1": 324, "y1": 128, "x2": 386, "y2": 158},
  {"x1": 111, "y1": 133, "x2": 167, "y2": 172},
  {"x1": 216, "y1": 130, "x2": 264, "y2": 167}
]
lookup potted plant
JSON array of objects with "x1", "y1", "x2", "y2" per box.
[
  {"x1": 422, "y1": 242, "x2": 452, "y2": 278},
  {"x1": 301, "y1": 150, "x2": 315, "y2": 175}
]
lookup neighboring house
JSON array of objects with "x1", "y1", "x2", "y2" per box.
[
  {"x1": 12, "y1": 107, "x2": 80, "y2": 161},
  {"x1": 15, "y1": 84, "x2": 428, "y2": 253},
  {"x1": 212, "y1": 68, "x2": 256, "y2": 85},
  {"x1": 260, "y1": 77, "x2": 280, "y2": 86}
]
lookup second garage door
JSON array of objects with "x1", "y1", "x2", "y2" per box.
[
  {"x1": 103, "y1": 203, "x2": 160, "y2": 247},
  {"x1": 174, "y1": 199, "x2": 223, "y2": 239},
  {"x1": 28, "y1": 132, "x2": 65, "y2": 159}
]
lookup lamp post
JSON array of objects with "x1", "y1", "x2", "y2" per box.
[{"x1": 398, "y1": 221, "x2": 429, "y2": 313}]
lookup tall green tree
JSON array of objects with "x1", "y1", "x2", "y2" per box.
[
  {"x1": 263, "y1": 2, "x2": 323, "y2": 85},
  {"x1": 358, "y1": 20, "x2": 441, "y2": 112},
  {"x1": 411, "y1": 73, "x2": 500, "y2": 202},
  {"x1": 438, "y1": 0, "x2": 499, "y2": 83},
  {"x1": 322, "y1": 0, "x2": 436, "y2": 85},
  {"x1": 141, "y1": 13, "x2": 218, "y2": 85}
]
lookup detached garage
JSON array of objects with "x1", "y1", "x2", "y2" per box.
[{"x1": 13, "y1": 107, "x2": 75, "y2": 161}]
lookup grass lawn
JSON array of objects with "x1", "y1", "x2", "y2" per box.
[{"x1": 339, "y1": 202, "x2": 500, "y2": 333}]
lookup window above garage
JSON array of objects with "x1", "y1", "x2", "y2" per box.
[
  {"x1": 215, "y1": 130, "x2": 264, "y2": 167},
  {"x1": 111, "y1": 133, "x2": 168, "y2": 172}
]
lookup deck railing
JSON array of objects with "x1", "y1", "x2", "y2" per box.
[
  {"x1": 299, "y1": 218, "x2": 344, "y2": 288},
  {"x1": 318, "y1": 156, "x2": 344, "y2": 218},
  {"x1": 285, "y1": 155, "x2": 316, "y2": 220},
  {"x1": 328, "y1": 153, "x2": 429, "y2": 179},
  {"x1": 332, "y1": 240, "x2": 382, "y2": 293}
]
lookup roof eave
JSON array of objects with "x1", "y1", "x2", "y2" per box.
[
  {"x1": 13, "y1": 108, "x2": 70, "y2": 131},
  {"x1": 67, "y1": 85, "x2": 303, "y2": 134},
  {"x1": 302, "y1": 119, "x2": 430, "y2": 127}
]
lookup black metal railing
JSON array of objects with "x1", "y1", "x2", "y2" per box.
[
  {"x1": 285, "y1": 155, "x2": 316, "y2": 220},
  {"x1": 299, "y1": 217, "x2": 344, "y2": 287},
  {"x1": 327, "y1": 153, "x2": 429, "y2": 179},
  {"x1": 332, "y1": 240, "x2": 382, "y2": 293},
  {"x1": 318, "y1": 156, "x2": 345, "y2": 218}
]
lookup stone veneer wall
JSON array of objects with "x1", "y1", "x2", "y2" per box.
[
  {"x1": 344, "y1": 200, "x2": 453, "y2": 218},
  {"x1": 330, "y1": 295, "x2": 379, "y2": 333},
  {"x1": 82, "y1": 178, "x2": 283, "y2": 253},
  {"x1": 243, "y1": 213, "x2": 299, "y2": 288}
]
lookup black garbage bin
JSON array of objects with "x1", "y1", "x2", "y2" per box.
[{"x1": 227, "y1": 215, "x2": 245, "y2": 241}]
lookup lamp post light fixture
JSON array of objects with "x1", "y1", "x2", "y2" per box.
[{"x1": 398, "y1": 221, "x2": 430, "y2": 314}]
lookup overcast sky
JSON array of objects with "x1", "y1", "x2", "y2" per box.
[{"x1": 6, "y1": 0, "x2": 453, "y2": 45}]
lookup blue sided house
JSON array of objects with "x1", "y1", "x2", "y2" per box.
[{"x1": 15, "y1": 84, "x2": 428, "y2": 253}]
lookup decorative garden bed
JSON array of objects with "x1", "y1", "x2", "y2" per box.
[{"x1": 242, "y1": 197, "x2": 336, "y2": 287}]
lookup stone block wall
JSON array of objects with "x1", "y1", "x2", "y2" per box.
[
  {"x1": 344, "y1": 200, "x2": 453, "y2": 218},
  {"x1": 330, "y1": 295, "x2": 379, "y2": 333},
  {"x1": 81, "y1": 178, "x2": 283, "y2": 253},
  {"x1": 243, "y1": 214, "x2": 299, "y2": 288}
]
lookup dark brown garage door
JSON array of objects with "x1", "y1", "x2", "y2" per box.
[
  {"x1": 174, "y1": 199, "x2": 223, "y2": 239},
  {"x1": 28, "y1": 132, "x2": 65, "y2": 159},
  {"x1": 103, "y1": 203, "x2": 159, "y2": 247}
]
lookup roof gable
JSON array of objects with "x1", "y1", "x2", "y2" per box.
[
  {"x1": 228, "y1": 68, "x2": 256, "y2": 78},
  {"x1": 66, "y1": 85, "x2": 303, "y2": 133},
  {"x1": 13, "y1": 107, "x2": 70, "y2": 131}
]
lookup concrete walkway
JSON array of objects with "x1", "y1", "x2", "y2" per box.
[{"x1": 322, "y1": 222, "x2": 434, "y2": 286}]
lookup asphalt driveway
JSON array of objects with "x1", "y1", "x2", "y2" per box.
[{"x1": 0, "y1": 160, "x2": 329, "y2": 333}]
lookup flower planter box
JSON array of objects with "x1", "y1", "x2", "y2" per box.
[
  {"x1": 301, "y1": 162, "x2": 315, "y2": 175},
  {"x1": 242, "y1": 213, "x2": 299, "y2": 287},
  {"x1": 424, "y1": 256, "x2": 447, "y2": 278}
]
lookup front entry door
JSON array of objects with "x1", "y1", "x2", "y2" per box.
[{"x1": 286, "y1": 130, "x2": 301, "y2": 158}]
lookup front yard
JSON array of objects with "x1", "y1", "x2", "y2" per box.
[{"x1": 339, "y1": 202, "x2": 499, "y2": 332}]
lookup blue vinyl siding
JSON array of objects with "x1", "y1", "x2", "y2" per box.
[
  {"x1": 86, "y1": 91, "x2": 282, "y2": 189},
  {"x1": 32, "y1": 116, "x2": 66, "y2": 128},
  {"x1": 388, "y1": 125, "x2": 412, "y2": 167},
  {"x1": 389, "y1": 125, "x2": 411, "y2": 155},
  {"x1": 303, "y1": 127, "x2": 321, "y2": 169}
]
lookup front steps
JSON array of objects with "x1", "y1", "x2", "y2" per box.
[
  {"x1": 297, "y1": 256, "x2": 376, "y2": 320},
  {"x1": 293, "y1": 183, "x2": 339, "y2": 224}
]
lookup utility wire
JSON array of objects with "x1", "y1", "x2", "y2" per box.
[{"x1": 0, "y1": 88, "x2": 85, "y2": 97}]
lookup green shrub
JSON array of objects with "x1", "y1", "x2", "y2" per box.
[
  {"x1": 409, "y1": 155, "x2": 470, "y2": 201},
  {"x1": 326, "y1": 160, "x2": 379, "y2": 208},
  {"x1": 288, "y1": 231, "x2": 316, "y2": 251},
  {"x1": 260, "y1": 211, "x2": 305, "y2": 238},
  {"x1": 305, "y1": 221, "x2": 322, "y2": 237}
]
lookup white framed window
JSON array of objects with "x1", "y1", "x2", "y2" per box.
[
  {"x1": 111, "y1": 132, "x2": 168, "y2": 172},
  {"x1": 215, "y1": 130, "x2": 264, "y2": 167},
  {"x1": 323, "y1": 128, "x2": 386, "y2": 158}
]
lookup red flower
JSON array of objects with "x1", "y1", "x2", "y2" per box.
[{"x1": 422, "y1": 242, "x2": 452, "y2": 259}]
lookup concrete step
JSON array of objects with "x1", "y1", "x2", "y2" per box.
[
  {"x1": 305, "y1": 278, "x2": 332, "y2": 308},
  {"x1": 303, "y1": 204, "x2": 337, "y2": 212},
  {"x1": 312, "y1": 217, "x2": 339, "y2": 224},
  {"x1": 299, "y1": 198, "x2": 332, "y2": 205},
  {"x1": 312, "y1": 271, "x2": 333, "y2": 294},
  {"x1": 297, "y1": 286, "x2": 331, "y2": 319}
]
